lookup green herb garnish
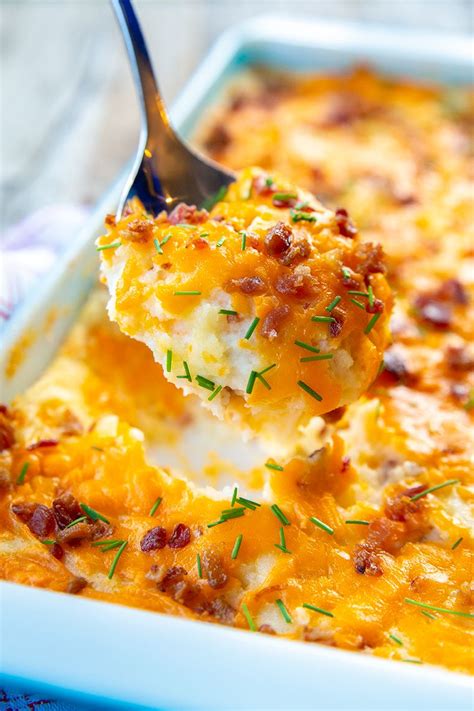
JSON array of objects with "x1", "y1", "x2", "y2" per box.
[
  {"x1": 451, "y1": 537, "x2": 463, "y2": 550},
  {"x1": 197, "y1": 553, "x2": 203, "y2": 578},
  {"x1": 64, "y1": 515, "x2": 88, "y2": 529},
  {"x1": 270, "y1": 504, "x2": 290, "y2": 526},
  {"x1": 240, "y1": 231, "x2": 247, "y2": 251},
  {"x1": 290, "y1": 209, "x2": 316, "y2": 224},
  {"x1": 326, "y1": 296, "x2": 341, "y2": 313},
  {"x1": 42, "y1": 539, "x2": 56, "y2": 545},
  {"x1": 166, "y1": 349, "x2": 172, "y2": 372},
  {"x1": 294, "y1": 340, "x2": 320, "y2": 353},
  {"x1": 402, "y1": 659, "x2": 423, "y2": 665},
  {"x1": 174, "y1": 290, "x2": 201, "y2": 296},
  {"x1": 297, "y1": 380, "x2": 323, "y2": 401},
  {"x1": 208, "y1": 385, "x2": 222, "y2": 401},
  {"x1": 309, "y1": 516, "x2": 334, "y2": 535},
  {"x1": 177, "y1": 360, "x2": 192, "y2": 382},
  {"x1": 149, "y1": 496, "x2": 162, "y2": 517},
  {"x1": 274, "y1": 526, "x2": 291, "y2": 554},
  {"x1": 272, "y1": 192, "x2": 297, "y2": 202},
  {"x1": 302, "y1": 603, "x2": 334, "y2": 618},
  {"x1": 410, "y1": 479, "x2": 459, "y2": 501},
  {"x1": 219, "y1": 309, "x2": 238, "y2": 316},
  {"x1": 96, "y1": 241, "x2": 121, "y2": 251},
  {"x1": 368, "y1": 285, "x2": 375, "y2": 308},
  {"x1": 241, "y1": 603, "x2": 257, "y2": 631},
  {"x1": 350, "y1": 298, "x2": 366, "y2": 311},
  {"x1": 216, "y1": 236, "x2": 226, "y2": 248},
  {"x1": 93, "y1": 539, "x2": 124, "y2": 552},
  {"x1": 246, "y1": 364, "x2": 275, "y2": 394},
  {"x1": 348, "y1": 290, "x2": 369, "y2": 297},
  {"x1": 16, "y1": 462, "x2": 29, "y2": 485},
  {"x1": 80, "y1": 503, "x2": 110, "y2": 524},
  {"x1": 203, "y1": 184, "x2": 228, "y2": 211},
  {"x1": 345, "y1": 519, "x2": 370, "y2": 526},
  {"x1": 311, "y1": 315, "x2": 336, "y2": 324},
  {"x1": 244, "y1": 316, "x2": 260, "y2": 340},
  {"x1": 196, "y1": 375, "x2": 215, "y2": 391},
  {"x1": 231, "y1": 534, "x2": 243, "y2": 560},
  {"x1": 389, "y1": 634, "x2": 403, "y2": 646},
  {"x1": 154, "y1": 234, "x2": 171, "y2": 254},
  {"x1": 231, "y1": 486, "x2": 238, "y2": 507},
  {"x1": 107, "y1": 540, "x2": 128, "y2": 579},
  {"x1": 300, "y1": 354, "x2": 333, "y2": 363},
  {"x1": 404, "y1": 597, "x2": 474, "y2": 619},
  {"x1": 275, "y1": 599, "x2": 292, "y2": 623},
  {"x1": 236, "y1": 497, "x2": 261, "y2": 511},
  {"x1": 364, "y1": 312, "x2": 382, "y2": 334},
  {"x1": 265, "y1": 461, "x2": 284, "y2": 472},
  {"x1": 421, "y1": 610, "x2": 437, "y2": 620}
]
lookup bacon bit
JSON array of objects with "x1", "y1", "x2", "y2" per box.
[
  {"x1": 11, "y1": 502, "x2": 37, "y2": 524},
  {"x1": 321, "y1": 92, "x2": 370, "y2": 128},
  {"x1": 324, "y1": 406, "x2": 346, "y2": 424},
  {"x1": 329, "y1": 317, "x2": 343, "y2": 338},
  {"x1": 261, "y1": 304, "x2": 290, "y2": 340},
  {"x1": 264, "y1": 221, "x2": 293, "y2": 256},
  {"x1": 436, "y1": 278, "x2": 468, "y2": 305},
  {"x1": 353, "y1": 542, "x2": 384, "y2": 576},
  {"x1": 450, "y1": 383, "x2": 469, "y2": 402},
  {"x1": 50, "y1": 542, "x2": 64, "y2": 560},
  {"x1": 205, "y1": 597, "x2": 235, "y2": 624},
  {"x1": 280, "y1": 238, "x2": 311, "y2": 267},
  {"x1": 104, "y1": 214, "x2": 116, "y2": 227},
  {"x1": 259, "y1": 624, "x2": 276, "y2": 635},
  {"x1": 57, "y1": 521, "x2": 92, "y2": 544},
  {"x1": 445, "y1": 345, "x2": 474, "y2": 371},
  {"x1": 0, "y1": 412, "x2": 15, "y2": 451},
  {"x1": 226, "y1": 276, "x2": 267, "y2": 295},
  {"x1": 123, "y1": 218, "x2": 155, "y2": 242},
  {"x1": 28, "y1": 504, "x2": 56, "y2": 538},
  {"x1": 189, "y1": 237, "x2": 209, "y2": 250},
  {"x1": 168, "y1": 523, "x2": 191, "y2": 549},
  {"x1": 168, "y1": 203, "x2": 208, "y2": 226},
  {"x1": 385, "y1": 487, "x2": 426, "y2": 523},
  {"x1": 66, "y1": 577, "x2": 88, "y2": 594},
  {"x1": 366, "y1": 298, "x2": 384, "y2": 314},
  {"x1": 202, "y1": 550, "x2": 228, "y2": 590},
  {"x1": 0, "y1": 466, "x2": 11, "y2": 489},
  {"x1": 140, "y1": 526, "x2": 167, "y2": 552},
  {"x1": 394, "y1": 192, "x2": 418, "y2": 207},
  {"x1": 414, "y1": 296, "x2": 452, "y2": 329},
  {"x1": 26, "y1": 439, "x2": 58, "y2": 451},
  {"x1": 52, "y1": 493, "x2": 83, "y2": 529},
  {"x1": 203, "y1": 124, "x2": 231, "y2": 153},
  {"x1": 341, "y1": 268, "x2": 359, "y2": 289},
  {"x1": 157, "y1": 565, "x2": 188, "y2": 592},
  {"x1": 303, "y1": 627, "x2": 336, "y2": 645},
  {"x1": 341, "y1": 455, "x2": 351, "y2": 472},
  {"x1": 60, "y1": 410, "x2": 84, "y2": 436},
  {"x1": 272, "y1": 195, "x2": 298, "y2": 209},
  {"x1": 354, "y1": 242, "x2": 386, "y2": 276},
  {"x1": 252, "y1": 175, "x2": 277, "y2": 196},
  {"x1": 275, "y1": 269, "x2": 316, "y2": 298},
  {"x1": 335, "y1": 208, "x2": 357, "y2": 238},
  {"x1": 383, "y1": 347, "x2": 412, "y2": 384}
]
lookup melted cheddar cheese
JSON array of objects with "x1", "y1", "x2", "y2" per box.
[
  {"x1": 1, "y1": 66, "x2": 473, "y2": 675},
  {"x1": 98, "y1": 168, "x2": 391, "y2": 449}
]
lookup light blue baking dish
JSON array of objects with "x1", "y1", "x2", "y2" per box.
[{"x1": 1, "y1": 15, "x2": 472, "y2": 710}]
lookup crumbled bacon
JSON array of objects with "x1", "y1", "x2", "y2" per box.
[
  {"x1": 60, "y1": 410, "x2": 84, "y2": 436},
  {"x1": 26, "y1": 439, "x2": 58, "y2": 451},
  {"x1": 436, "y1": 278, "x2": 468, "y2": 305},
  {"x1": 272, "y1": 195, "x2": 297, "y2": 209},
  {"x1": 123, "y1": 218, "x2": 155, "y2": 242},
  {"x1": 28, "y1": 504, "x2": 56, "y2": 538},
  {"x1": 140, "y1": 526, "x2": 167, "y2": 552},
  {"x1": 90, "y1": 520, "x2": 113, "y2": 541},
  {"x1": 203, "y1": 124, "x2": 231, "y2": 153},
  {"x1": 205, "y1": 597, "x2": 235, "y2": 624},
  {"x1": 354, "y1": 242, "x2": 386, "y2": 276},
  {"x1": 341, "y1": 267, "x2": 359, "y2": 289},
  {"x1": 52, "y1": 493, "x2": 83, "y2": 529},
  {"x1": 261, "y1": 304, "x2": 290, "y2": 340},
  {"x1": 384, "y1": 487, "x2": 426, "y2": 523},
  {"x1": 335, "y1": 208, "x2": 357, "y2": 238},
  {"x1": 226, "y1": 276, "x2": 267, "y2": 295},
  {"x1": 414, "y1": 295, "x2": 452, "y2": 329},
  {"x1": 353, "y1": 541, "x2": 384, "y2": 576},
  {"x1": 0, "y1": 412, "x2": 15, "y2": 451},
  {"x1": 12, "y1": 502, "x2": 37, "y2": 524},
  {"x1": 57, "y1": 521, "x2": 92, "y2": 544},
  {"x1": 168, "y1": 203, "x2": 208, "y2": 226},
  {"x1": 279, "y1": 238, "x2": 311, "y2": 267},
  {"x1": 275, "y1": 269, "x2": 316, "y2": 299},
  {"x1": 366, "y1": 298, "x2": 384, "y2": 314},
  {"x1": 202, "y1": 550, "x2": 228, "y2": 590},
  {"x1": 66, "y1": 577, "x2": 88, "y2": 594},
  {"x1": 50, "y1": 542, "x2": 64, "y2": 560},
  {"x1": 383, "y1": 347, "x2": 411, "y2": 383},
  {"x1": 189, "y1": 237, "x2": 209, "y2": 250},
  {"x1": 324, "y1": 406, "x2": 346, "y2": 424},
  {"x1": 321, "y1": 92, "x2": 370, "y2": 128},
  {"x1": 157, "y1": 565, "x2": 187, "y2": 592},
  {"x1": 168, "y1": 523, "x2": 191, "y2": 549},
  {"x1": 445, "y1": 345, "x2": 474, "y2": 371},
  {"x1": 258, "y1": 624, "x2": 276, "y2": 635},
  {"x1": 329, "y1": 317, "x2": 343, "y2": 338},
  {"x1": 264, "y1": 222, "x2": 293, "y2": 256},
  {"x1": 252, "y1": 175, "x2": 277, "y2": 196},
  {"x1": 104, "y1": 214, "x2": 116, "y2": 227}
]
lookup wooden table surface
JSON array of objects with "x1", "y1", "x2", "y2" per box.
[{"x1": 1, "y1": 0, "x2": 471, "y2": 231}]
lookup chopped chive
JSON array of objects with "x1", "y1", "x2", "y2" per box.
[
  {"x1": 273, "y1": 192, "x2": 297, "y2": 201},
  {"x1": 174, "y1": 290, "x2": 201, "y2": 296},
  {"x1": 231, "y1": 486, "x2": 238, "y2": 507},
  {"x1": 297, "y1": 380, "x2": 323, "y2": 402},
  {"x1": 274, "y1": 544, "x2": 292, "y2": 554},
  {"x1": 80, "y1": 503, "x2": 110, "y2": 524},
  {"x1": 404, "y1": 598, "x2": 474, "y2": 619},
  {"x1": 41, "y1": 539, "x2": 56, "y2": 545},
  {"x1": 219, "y1": 309, "x2": 238, "y2": 316},
  {"x1": 421, "y1": 610, "x2": 436, "y2": 620},
  {"x1": 241, "y1": 603, "x2": 257, "y2": 631},
  {"x1": 231, "y1": 534, "x2": 243, "y2": 560},
  {"x1": 97, "y1": 540, "x2": 124, "y2": 553},
  {"x1": 196, "y1": 553, "x2": 203, "y2": 578},
  {"x1": 207, "y1": 519, "x2": 226, "y2": 528},
  {"x1": 451, "y1": 537, "x2": 463, "y2": 550},
  {"x1": 410, "y1": 479, "x2": 459, "y2": 501},
  {"x1": 177, "y1": 360, "x2": 192, "y2": 381},
  {"x1": 208, "y1": 385, "x2": 222, "y2": 401},
  {"x1": 246, "y1": 365, "x2": 275, "y2": 394},
  {"x1": 64, "y1": 515, "x2": 88, "y2": 529},
  {"x1": 196, "y1": 375, "x2": 215, "y2": 391},
  {"x1": 265, "y1": 461, "x2": 284, "y2": 472},
  {"x1": 275, "y1": 599, "x2": 292, "y2": 623},
  {"x1": 345, "y1": 519, "x2": 370, "y2": 526},
  {"x1": 309, "y1": 516, "x2": 334, "y2": 535},
  {"x1": 16, "y1": 462, "x2": 30, "y2": 485},
  {"x1": 270, "y1": 504, "x2": 290, "y2": 526},
  {"x1": 294, "y1": 340, "x2": 320, "y2": 353},
  {"x1": 300, "y1": 354, "x2": 333, "y2": 363},
  {"x1": 290, "y1": 209, "x2": 316, "y2": 224},
  {"x1": 341, "y1": 266, "x2": 352, "y2": 279},
  {"x1": 149, "y1": 496, "x2": 162, "y2": 517},
  {"x1": 246, "y1": 370, "x2": 257, "y2": 394},
  {"x1": 203, "y1": 184, "x2": 228, "y2": 211},
  {"x1": 221, "y1": 507, "x2": 245, "y2": 519},
  {"x1": 96, "y1": 241, "x2": 121, "y2": 251},
  {"x1": 275, "y1": 527, "x2": 292, "y2": 554},
  {"x1": 176, "y1": 223, "x2": 195, "y2": 228},
  {"x1": 236, "y1": 497, "x2": 259, "y2": 511},
  {"x1": 365, "y1": 312, "x2": 382, "y2": 334},
  {"x1": 326, "y1": 296, "x2": 341, "y2": 312},
  {"x1": 368, "y1": 285, "x2": 375, "y2": 308},
  {"x1": 265, "y1": 177, "x2": 274, "y2": 187},
  {"x1": 389, "y1": 634, "x2": 403, "y2": 646},
  {"x1": 403, "y1": 659, "x2": 423, "y2": 665},
  {"x1": 311, "y1": 315, "x2": 336, "y2": 324},
  {"x1": 199, "y1": 232, "x2": 209, "y2": 239},
  {"x1": 153, "y1": 237, "x2": 163, "y2": 254},
  {"x1": 244, "y1": 316, "x2": 260, "y2": 340},
  {"x1": 216, "y1": 236, "x2": 226, "y2": 247},
  {"x1": 259, "y1": 363, "x2": 276, "y2": 376},
  {"x1": 107, "y1": 540, "x2": 128, "y2": 579},
  {"x1": 464, "y1": 391, "x2": 474, "y2": 410},
  {"x1": 350, "y1": 298, "x2": 366, "y2": 311},
  {"x1": 240, "y1": 231, "x2": 247, "y2": 251},
  {"x1": 166, "y1": 349, "x2": 172, "y2": 373},
  {"x1": 302, "y1": 603, "x2": 334, "y2": 618},
  {"x1": 91, "y1": 539, "x2": 123, "y2": 548},
  {"x1": 91, "y1": 446, "x2": 104, "y2": 452},
  {"x1": 348, "y1": 290, "x2": 369, "y2": 297}
]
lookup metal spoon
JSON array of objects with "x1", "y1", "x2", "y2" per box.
[{"x1": 111, "y1": 0, "x2": 234, "y2": 218}]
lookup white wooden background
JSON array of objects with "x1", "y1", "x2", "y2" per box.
[{"x1": 1, "y1": 0, "x2": 472, "y2": 231}]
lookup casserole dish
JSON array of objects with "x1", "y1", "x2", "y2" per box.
[{"x1": 1, "y1": 15, "x2": 472, "y2": 710}]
